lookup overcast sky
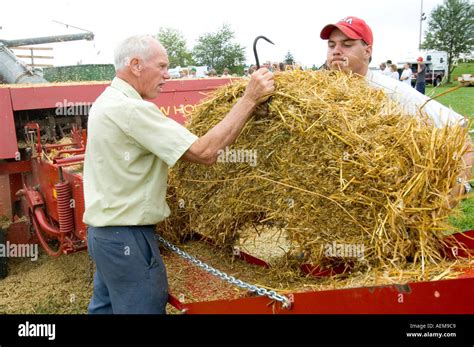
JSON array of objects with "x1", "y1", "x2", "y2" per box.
[{"x1": 0, "y1": 0, "x2": 445, "y2": 69}]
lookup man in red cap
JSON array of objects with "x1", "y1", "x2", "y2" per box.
[
  {"x1": 416, "y1": 56, "x2": 427, "y2": 94},
  {"x1": 320, "y1": 16, "x2": 473, "y2": 200},
  {"x1": 320, "y1": 16, "x2": 374, "y2": 76}
]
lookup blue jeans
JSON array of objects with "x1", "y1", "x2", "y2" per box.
[
  {"x1": 415, "y1": 82, "x2": 425, "y2": 95},
  {"x1": 87, "y1": 226, "x2": 168, "y2": 314}
]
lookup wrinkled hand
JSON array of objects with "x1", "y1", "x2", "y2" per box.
[
  {"x1": 448, "y1": 182, "x2": 465, "y2": 209},
  {"x1": 243, "y1": 68, "x2": 274, "y2": 105},
  {"x1": 448, "y1": 147, "x2": 473, "y2": 208}
]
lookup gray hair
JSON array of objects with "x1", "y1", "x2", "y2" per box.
[{"x1": 113, "y1": 35, "x2": 156, "y2": 71}]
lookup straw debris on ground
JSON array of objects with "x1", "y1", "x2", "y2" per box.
[{"x1": 0, "y1": 251, "x2": 93, "y2": 313}]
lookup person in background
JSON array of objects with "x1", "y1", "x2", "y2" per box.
[
  {"x1": 389, "y1": 64, "x2": 399, "y2": 80},
  {"x1": 221, "y1": 68, "x2": 230, "y2": 77},
  {"x1": 379, "y1": 62, "x2": 387, "y2": 74},
  {"x1": 415, "y1": 56, "x2": 427, "y2": 95},
  {"x1": 249, "y1": 65, "x2": 257, "y2": 74},
  {"x1": 179, "y1": 68, "x2": 189, "y2": 79},
  {"x1": 400, "y1": 63, "x2": 413, "y2": 86},
  {"x1": 382, "y1": 60, "x2": 392, "y2": 77},
  {"x1": 189, "y1": 67, "x2": 197, "y2": 78},
  {"x1": 207, "y1": 68, "x2": 217, "y2": 77}
]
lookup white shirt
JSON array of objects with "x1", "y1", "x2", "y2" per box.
[
  {"x1": 390, "y1": 71, "x2": 400, "y2": 80},
  {"x1": 365, "y1": 70, "x2": 466, "y2": 128},
  {"x1": 83, "y1": 78, "x2": 198, "y2": 226},
  {"x1": 400, "y1": 68, "x2": 413, "y2": 86},
  {"x1": 382, "y1": 68, "x2": 392, "y2": 77}
]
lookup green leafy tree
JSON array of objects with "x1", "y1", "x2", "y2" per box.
[
  {"x1": 284, "y1": 51, "x2": 295, "y2": 66},
  {"x1": 156, "y1": 27, "x2": 194, "y2": 68},
  {"x1": 192, "y1": 24, "x2": 246, "y2": 75},
  {"x1": 422, "y1": 0, "x2": 474, "y2": 82}
]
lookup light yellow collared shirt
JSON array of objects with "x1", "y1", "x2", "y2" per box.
[{"x1": 83, "y1": 77, "x2": 198, "y2": 226}]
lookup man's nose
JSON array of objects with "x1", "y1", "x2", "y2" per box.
[
  {"x1": 163, "y1": 69, "x2": 171, "y2": 80},
  {"x1": 332, "y1": 45, "x2": 343, "y2": 55}
]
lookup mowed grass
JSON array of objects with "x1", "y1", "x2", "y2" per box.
[
  {"x1": 449, "y1": 198, "x2": 474, "y2": 232},
  {"x1": 451, "y1": 62, "x2": 474, "y2": 77},
  {"x1": 426, "y1": 62, "x2": 474, "y2": 117},
  {"x1": 426, "y1": 85, "x2": 474, "y2": 119},
  {"x1": 426, "y1": 63, "x2": 474, "y2": 232}
]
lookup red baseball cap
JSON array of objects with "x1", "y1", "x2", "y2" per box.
[
  {"x1": 417, "y1": 56, "x2": 423, "y2": 62},
  {"x1": 320, "y1": 16, "x2": 373, "y2": 45}
]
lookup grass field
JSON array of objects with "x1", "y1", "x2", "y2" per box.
[
  {"x1": 428, "y1": 63, "x2": 474, "y2": 232},
  {"x1": 426, "y1": 85, "x2": 474, "y2": 119},
  {"x1": 451, "y1": 62, "x2": 474, "y2": 78},
  {"x1": 427, "y1": 62, "x2": 474, "y2": 117}
]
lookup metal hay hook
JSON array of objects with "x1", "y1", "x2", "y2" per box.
[{"x1": 253, "y1": 35, "x2": 275, "y2": 69}]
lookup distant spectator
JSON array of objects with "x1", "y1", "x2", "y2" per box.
[
  {"x1": 221, "y1": 68, "x2": 230, "y2": 77},
  {"x1": 415, "y1": 57, "x2": 427, "y2": 95},
  {"x1": 389, "y1": 64, "x2": 399, "y2": 80},
  {"x1": 386, "y1": 59, "x2": 392, "y2": 65},
  {"x1": 179, "y1": 68, "x2": 189, "y2": 79},
  {"x1": 380, "y1": 62, "x2": 391, "y2": 77},
  {"x1": 190, "y1": 67, "x2": 197, "y2": 78},
  {"x1": 207, "y1": 68, "x2": 217, "y2": 77},
  {"x1": 400, "y1": 63, "x2": 413, "y2": 86},
  {"x1": 279, "y1": 62, "x2": 285, "y2": 72},
  {"x1": 249, "y1": 65, "x2": 257, "y2": 74}
]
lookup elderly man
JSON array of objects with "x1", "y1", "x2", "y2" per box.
[
  {"x1": 83, "y1": 35, "x2": 274, "y2": 314},
  {"x1": 320, "y1": 16, "x2": 473, "y2": 199}
]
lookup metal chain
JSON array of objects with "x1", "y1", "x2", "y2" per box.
[{"x1": 157, "y1": 235, "x2": 291, "y2": 308}]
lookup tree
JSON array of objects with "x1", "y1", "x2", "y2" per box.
[
  {"x1": 284, "y1": 51, "x2": 295, "y2": 66},
  {"x1": 192, "y1": 24, "x2": 246, "y2": 75},
  {"x1": 156, "y1": 28, "x2": 194, "y2": 68},
  {"x1": 422, "y1": 0, "x2": 474, "y2": 82}
]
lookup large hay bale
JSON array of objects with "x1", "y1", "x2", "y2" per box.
[{"x1": 157, "y1": 69, "x2": 469, "y2": 274}]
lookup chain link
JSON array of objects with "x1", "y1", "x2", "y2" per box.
[{"x1": 157, "y1": 235, "x2": 291, "y2": 308}]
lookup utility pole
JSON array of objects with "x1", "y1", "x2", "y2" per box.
[{"x1": 419, "y1": 0, "x2": 427, "y2": 50}]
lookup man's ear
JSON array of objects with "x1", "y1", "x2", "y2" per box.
[
  {"x1": 365, "y1": 45, "x2": 373, "y2": 60},
  {"x1": 129, "y1": 57, "x2": 142, "y2": 76}
]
